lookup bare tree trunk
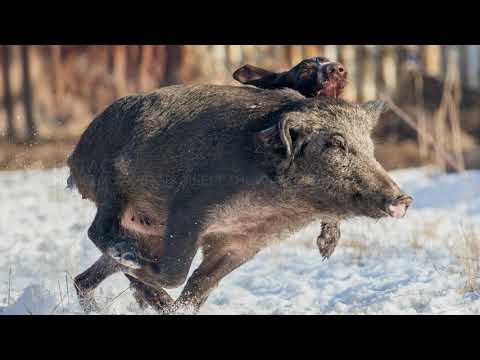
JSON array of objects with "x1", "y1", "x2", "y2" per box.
[
  {"x1": 302, "y1": 45, "x2": 321, "y2": 59},
  {"x1": 51, "y1": 45, "x2": 63, "y2": 98},
  {"x1": 113, "y1": 45, "x2": 128, "y2": 96},
  {"x1": 362, "y1": 46, "x2": 376, "y2": 101},
  {"x1": 225, "y1": 45, "x2": 232, "y2": 74},
  {"x1": 355, "y1": 45, "x2": 367, "y2": 103},
  {"x1": 229, "y1": 45, "x2": 243, "y2": 71},
  {"x1": 241, "y1": 45, "x2": 256, "y2": 65},
  {"x1": 395, "y1": 46, "x2": 409, "y2": 86},
  {"x1": 271, "y1": 45, "x2": 287, "y2": 69},
  {"x1": 50, "y1": 45, "x2": 66, "y2": 123},
  {"x1": 446, "y1": 51, "x2": 465, "y2": 171},
  {"x1": 382, "y1": 45, "x2": 398, "y2": 96},
  {"x1": 20, "y1": 45, "x2": 37, "y2": 142},
  {"x1": 324, "y1": 45, "x2": 338, "y2": 61},
  {"x1": 375, "y1": 45, "x2": 387, "y2": 96},
  {"x1": 139, "y1": 45, "x2": 153, "y2": 90},
  {"x1": 285, "y1": 45, "x2": 293, "y2": 67},
  {"x1": 289, "y1": 45, "x2": 303, "y2": 65},
  {"x1": 467, "y1": 45, "x2": 480, "y2": 89},
  {"x1": 338, "y1": 45, "x2": 357, "y2": 102},
  {"x1": 1, "y1": 45, "x2": 15, "y2": 142},
  {"x1": 163, "y1": 45, "x2": 184, "y2": 85},
  {"x1": 441, "y1": 46, "x2": 450, "y2": 77},
  {"x1": 153, "y1": 45, "x2": 166, "y2": 84},
  {"x1": 421, "y1": 45, "x2": 442, "y2": 77},
  {"x1": 413, "y1": 66, "x2": 428, "y2": 162},
  {"x1": 458, "y1": 45, "x2": 468, "y2": 89}
]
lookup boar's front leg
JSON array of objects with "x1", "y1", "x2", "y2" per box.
[
  {"x1": 172, "y1": 233, "x2": 259, "y2": 314},
  {"x1": 74, "y1": 254, "x2": 121, "y2": 313},
  {"x1": 317, "y1": 221, "x2": 341, "y2": 260}
]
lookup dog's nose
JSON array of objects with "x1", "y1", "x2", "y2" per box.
[{"x1": 326, "y1": 62, "x2": 345, "y2": 75}]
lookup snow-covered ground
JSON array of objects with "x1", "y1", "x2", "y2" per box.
[{"x1": 1, "y1": 167, "x2": 479, "y2": 315}]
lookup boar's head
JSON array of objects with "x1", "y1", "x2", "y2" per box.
[{"x1": 255, "y1": 97, "x2": 413, "y2": 220}]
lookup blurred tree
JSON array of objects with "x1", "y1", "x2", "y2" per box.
[
  {"x1": 139, "y1": 45, "x2": 153, "y2": 90},
  {"x1": 1, "y1": 45, "x2": 15, "y2": 142},
  {"x1": 163, "y1": 45, "x2": 184, "y2": 85},
  {"x1": 355, "y1": 46, "x2": 367, "y2": 102},
  {"x1": 50, "y1": 45, "x2": 67, "y2": 124},
  {"x1": 20, "y1": 45, "x2": 37, "y2": 142},
  {"x1": 285, "y1": 45, "x2": 293, "y2": 67},
  {"x1": 113, "y1": 45, "x2": 128, "y2": 96}
]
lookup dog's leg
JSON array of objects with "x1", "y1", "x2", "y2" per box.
[{"x1": 316, "y1": 221, "x2": 341, "y2": 260}]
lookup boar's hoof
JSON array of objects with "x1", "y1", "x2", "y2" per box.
[
  {"x1": 106, "y1": 240, "x2": 143, "y2": 269},
  {"x1": 78, "y1": 293, "x2": 100, "y2": 314},
  {"x1": 317, "y1": 222, "x2": 341, "y2": 260}
]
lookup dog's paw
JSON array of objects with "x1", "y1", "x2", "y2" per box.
[{"x1": 317, "y1": 222, "x2": 341, "y2": 261}]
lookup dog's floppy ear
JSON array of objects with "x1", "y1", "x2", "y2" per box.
[{"x1": 233, "y1": 64, "x2": 285, "y2": 89}]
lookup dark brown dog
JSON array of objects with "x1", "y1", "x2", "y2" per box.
[
  {"x1": 233, "y1": 57, "x2": 347, "y2": 98},
  {"x1": 233, "y1": 57, "x2": 348, "y2": 260}
]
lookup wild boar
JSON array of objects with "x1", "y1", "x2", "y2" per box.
[{"x1": 68, "y1": 84, "x2": 412, "y2": 314}]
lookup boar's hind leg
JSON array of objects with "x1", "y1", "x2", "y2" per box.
[
  {"x1": 125, "y1": 274, "x2": 173, "y2": 314},
  {"x1": 136, "y1": 199, "x2": 206, "y2": 289},
  {"x1": 173, "y1": 233, "x2": 258, "y2": 314},
  {"x1": 74, "y1": 255, "x2": 121, "y2": 313}
]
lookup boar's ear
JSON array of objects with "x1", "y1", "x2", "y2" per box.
[
  {"x1": 362, "y1": 100, "x2": 389, "y2": 129},
  {"x1": 255, "y1": 116, "x2": 309, "y2": 162},
  {"x1": 233, "y1": 64, "x2": 285, "y2": 89}
]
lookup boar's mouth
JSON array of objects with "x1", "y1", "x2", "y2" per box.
[
  {"x1": 352, "y1": 193, "x2": 413, "y2": 220},
  {"x1": 385, "y1": 194, "x2": 413, "y2": 219}
]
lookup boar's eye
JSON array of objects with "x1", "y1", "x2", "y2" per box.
[{"x1": 327, "y1": 134, "x2": 346, "y2": 151}]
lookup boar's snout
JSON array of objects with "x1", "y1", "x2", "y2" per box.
[
  {"x1": 385, "y1": 193, "x2": 413, "y2": 218},
  {"x1": 351, "y1": 164, "x2": 413, "y2": 219},
  {"x1": 368, "y1": 165, "x2": 413, "y2": 219}
]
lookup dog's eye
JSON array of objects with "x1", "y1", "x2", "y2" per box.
[{"x1": 327, "y1": 134, "x2": 346, "y2": 150}]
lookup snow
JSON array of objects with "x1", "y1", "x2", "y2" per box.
[{"x1": 1, "y1": 166, "x2": 479, "y2": 315}]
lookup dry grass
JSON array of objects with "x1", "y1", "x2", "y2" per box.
[
  {"x1": 0, "y1": 140, "x2": 75, "y2": 171},
  {"x1": 458, "y1": 226, "x2": 480, "y2": 294}
]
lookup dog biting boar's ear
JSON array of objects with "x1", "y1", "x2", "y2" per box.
[{"x1": 234, "y1": 56, "x2": 349, "y2": 259}]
